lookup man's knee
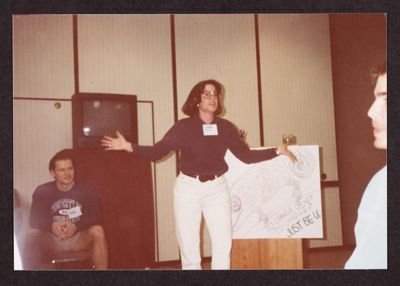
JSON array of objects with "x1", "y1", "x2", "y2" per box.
[
  {"x1": 27, "y1": 228, "x2": 42, "y2": 238},
  {"x1": 88, "y1": 225, "x2": 106, "y2": 241}
]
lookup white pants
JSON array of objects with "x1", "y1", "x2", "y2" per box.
[{"x1": 173, "y1": 173, "x2": 232, "y2": 270}]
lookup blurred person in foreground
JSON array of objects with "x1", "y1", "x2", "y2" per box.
[{"x1": 345, "y1": 63, "x2": 387, "y2": 269}]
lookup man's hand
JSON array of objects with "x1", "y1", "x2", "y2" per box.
[
  {"x1": 51, "y1": 221, "x2": 65, "y2": 238},
  {"x1": 60, "y1": 221, "x2": 77, "y2": 240},
  {"x1": 51, "y1": 221, "x2": 77, "y2": 240}
]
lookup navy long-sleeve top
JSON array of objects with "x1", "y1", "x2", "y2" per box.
[{"x1": 132, "y1": 115, "x2": 278, "y2": 176}]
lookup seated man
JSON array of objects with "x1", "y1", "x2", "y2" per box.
[{"x1": 24, "y1": 149, "x2": 108, "y2": 269}]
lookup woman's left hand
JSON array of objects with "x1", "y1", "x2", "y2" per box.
[
  {"x1": 101, "y1": 131, "x2": 132, "y2": 151},
  {"x1": 276, "y1": 144, "x2": 298, "y2": 163}
]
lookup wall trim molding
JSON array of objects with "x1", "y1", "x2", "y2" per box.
[
  {"x1": 254, "y1": 14, "x2": 265, "y2": 146},
  {"x1": 321, "y1": 181, "x2": 340, "y2": 188},
  {"x1": 73, "y1": 15, "x2": 79, "y2": 95}
]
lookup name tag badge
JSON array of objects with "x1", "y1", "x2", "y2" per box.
[
  {"x1": 202, "y1": 124, "x2": 218, "y2": 136},
  {"x1": 67, "y1": 206, "x2": 82, "y2": 219}
]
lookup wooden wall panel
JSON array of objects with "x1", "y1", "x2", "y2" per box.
[
  {"x1": 13, "y1": 99, "x2": 73, "y2": 247},
  {"x1": 175, "y1": 14, "x2": 260, "y2": 146},
  {"x1": 329, "y1": 14, "x2": 386, "y2": 245},
  {"x1": 259, "y1": 14, "x2": 338, "y2": 181},
  {"x1": 77, "y1": 14, "x2": 178, "y2": 261},
  {"x1": 13, "y1": 15, "x2": 75, "y2": 250},
  {"x1": 13, "y1": 15, "x2": 74, "y2": 99}
]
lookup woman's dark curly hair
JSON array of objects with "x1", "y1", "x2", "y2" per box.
[{"x1": 181, "y1": 79, "x2": 223, "y2": 116}]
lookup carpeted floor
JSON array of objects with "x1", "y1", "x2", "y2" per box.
[{"x1": 152, "y1": 246, "x2": 354, "y2": 270}]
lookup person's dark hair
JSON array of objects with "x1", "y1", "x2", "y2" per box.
[
  {"x1": 369, "y1": 62, "x2": 387, "y2": 85},
  {"x1": 49, "y1": 149, "x2": 75, "y2": 171},
  {"x1": 181, "y1": 79, "x2": 223, "y2": 116}
]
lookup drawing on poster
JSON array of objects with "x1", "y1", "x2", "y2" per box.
[{"x1": 224, "y1": 145, "x2": 323, "y2": 239}]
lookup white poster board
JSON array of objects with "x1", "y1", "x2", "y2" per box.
[{"x1": 224, "y1": 145, "x2": 323, "y2": 239}]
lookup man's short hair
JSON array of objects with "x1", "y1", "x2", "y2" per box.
[
  {"x1": 369, "y1": 62, "x2": 387, "y2": 85},
  {"x1": 49, "y1": 149, "x2": 75, "y2": 171}
]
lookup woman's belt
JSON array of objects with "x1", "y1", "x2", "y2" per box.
[{"x1": 181, "y1": 171, "x2": 224, "y2": 182}]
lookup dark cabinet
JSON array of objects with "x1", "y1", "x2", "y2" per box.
[{"x1": 73, "y1": 149, "x2": 155, "y2": 269}]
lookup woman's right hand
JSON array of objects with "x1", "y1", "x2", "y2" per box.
[{"x1": 101, "y1": 131, "x2": 132, "y2": 152}]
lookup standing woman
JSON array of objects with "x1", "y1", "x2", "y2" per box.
[{"x1": 101, "y1": 79, "x2": 297, "y2": 270}]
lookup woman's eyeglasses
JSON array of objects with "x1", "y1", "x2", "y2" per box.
[{"x1": 201, "y1": 91, "x2": 218, "y2": 98}]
